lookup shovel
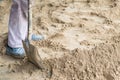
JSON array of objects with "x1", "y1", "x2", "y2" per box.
[{"x1": 22, "y1": 0, "x2": 52, "y2": 78}]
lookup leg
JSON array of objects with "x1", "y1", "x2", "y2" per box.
[
  {"x1": 6, "y1": 0, "x2": 44, "y2": 58},
  {"x1": 8, "y1": 0, "x2": 28, "y2": 48}
]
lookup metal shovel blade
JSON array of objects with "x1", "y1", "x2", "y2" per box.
[{"x1": 22, "y1": 40, "x2": 52, "y2": 78}]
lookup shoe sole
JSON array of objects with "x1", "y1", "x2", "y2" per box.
[{"x1": 6, "y1": 52, "x2": 25, "y2": 59}]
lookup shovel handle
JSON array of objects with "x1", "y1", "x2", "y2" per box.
[{"x1": 28, "y1": 0, "x2": 32, "y2": 41}]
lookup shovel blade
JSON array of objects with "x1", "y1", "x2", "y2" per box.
[{"x1": 22, "y1": 40, "x2": 52, "y2": 78}]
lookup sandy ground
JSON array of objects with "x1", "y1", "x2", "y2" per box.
[{"x1": 0, "y1": 0, "x2": 120, "y2": 80}]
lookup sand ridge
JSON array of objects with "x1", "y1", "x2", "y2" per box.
[{"x1": 0, "y1": 0, "x2": 120, "y2": 80}]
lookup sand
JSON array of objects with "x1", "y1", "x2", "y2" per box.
[{"x1": 0, "y1": 0, "x2": 120, "y2": 80}]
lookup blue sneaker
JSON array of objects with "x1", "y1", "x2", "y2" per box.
[
  {"x1": 6, "y1": 34, "x2": 44, "y2": 58},
  {"x1": 31, "y1": 34, "x2": 44, "y2": 41},
  {"x1": 6, "y1": 45, "x2": 25, "y2": 58}
]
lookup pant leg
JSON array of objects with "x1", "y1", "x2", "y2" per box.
[{"x1": 8, "y1": 0, "x2": 28, "y2": 48}]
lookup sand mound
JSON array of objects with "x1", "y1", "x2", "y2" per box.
[{"x1": 0, "y1": 0, "x2": 120, "y2": 80}]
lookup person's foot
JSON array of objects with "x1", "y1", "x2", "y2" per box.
[
  {"x1": 31, "y1": 34, "x2": 44, "y2": 41},
  {"x1": 6, "y1": 45, "x2": 25, "y2": 58},
  {"x1": 6, "y1": 34, "x2": 44, "y2": 58}
]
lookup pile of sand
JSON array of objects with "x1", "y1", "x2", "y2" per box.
[{"x1": 0, "y1": 0, "x2": 120, "y2": 80}]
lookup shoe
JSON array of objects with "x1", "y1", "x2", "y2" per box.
[
  {"x1": 6, "y1": 34, "x2": 44, "y2": 58},
  {"x1": 6, "y1": 45, "x2": 25, "y2": 59},
  {"x1": 31, "y1": 34, "x2": 44, "y2": 41}
]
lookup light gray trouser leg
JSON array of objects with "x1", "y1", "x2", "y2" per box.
[{"x1": 8, "y1": 0, "x2": 28, "y2": 48}]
